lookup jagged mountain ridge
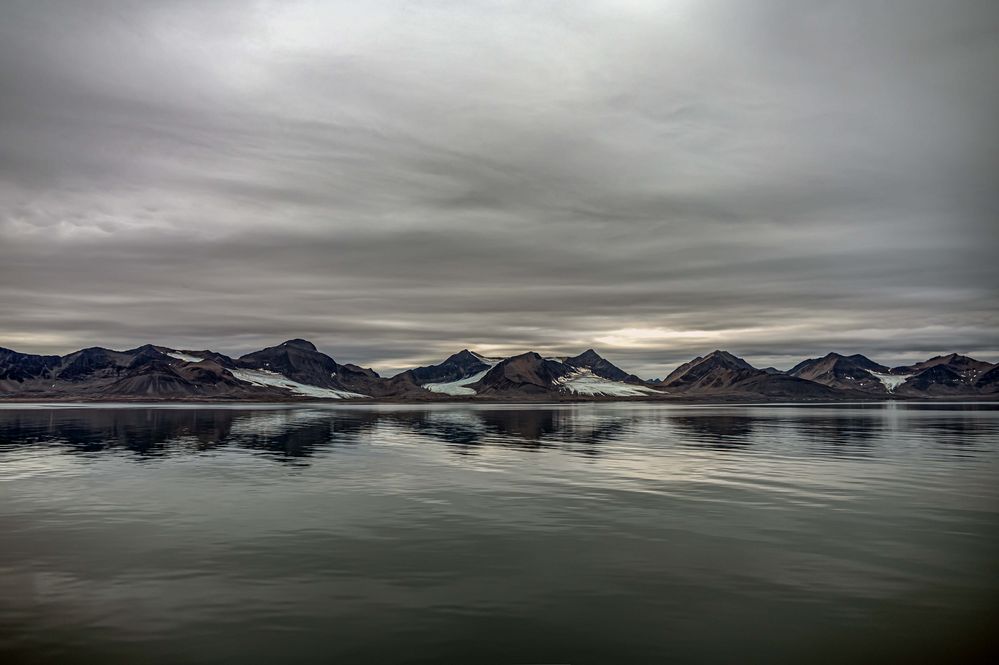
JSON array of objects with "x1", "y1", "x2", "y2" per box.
[
  {"x1": 788, "y1": 351, "x2": 995, "y2": 396},
  {"x1": 0, "y1": 340, "x2": 426, "y2": 400},
  {"x1": 0, "y1": 341, "x2": 995, "y2": 400},
  {"x1": 405, "y1": 348, "x2": 657, "y2": 397},
  {"x1": 660, "y1": 350, "x2": 841, "y2": 398},
  {"x1": 787, "y1": 352, "x2": 892, "y2": 393}
]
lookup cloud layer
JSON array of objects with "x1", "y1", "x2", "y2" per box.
[{"x1": 1, "y1": 0, "x2": 997, "y2": 377}]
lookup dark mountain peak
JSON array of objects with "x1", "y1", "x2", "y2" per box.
[
  {"x1": 241, "y1": 339, "x2": 328, "y2": 362},
  {"x1": 702, "y1": 350, "x2": 755, "y2": 370},
  {"x1": 280, "y1": 339, "x2": 317, "y2": 351},
  {"x1": 448, "y1": 349, "x2": 483, "y2": 362},
  {"x1": 564, "y1": 348, "x2": 643, "y2": 384},
  {"x1": 894, "y1": 353, "x2": 991, "y2": 376},
  {"x1": 56, "y1": 346, "x2": 131, "y2": 382},
  {"x1": 405, "y1": 349, "x2": 494, "y2": 385},
  {"x1": 68, "y1": 346, "x2": 115, "y2": 358},
  {"x1": 239, "y1": 339, "x2": 340, "y2": 389},
  {"x1": 788, "y1": 352, "x2": 887, "y2": 382},
  {"x1": 663, "y1": 351, "x2": 757, "y2": 386},
  {"x1": 469, "y1": 351, "x2": 569, "y2": 395},
  {"x1": 126, "y1": 346, "x2": 170, "y2": 369},
  {"x1": 124, "y1": 343, "x2": 169, "y2": 355},
  {"x1": 567, "y1": 348, "x2": 602, "y2": 364}
]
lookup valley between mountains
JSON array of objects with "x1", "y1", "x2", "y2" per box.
[{"x1": 1, "y1": 339, "x2": 997, "y2": 402}]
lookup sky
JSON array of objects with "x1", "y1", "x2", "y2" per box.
[{"x1": 1, "y1": 0, "x2": 997, "y2": 378}]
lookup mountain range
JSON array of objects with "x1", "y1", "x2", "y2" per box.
[{"x1": 1, "y1": 340, "x2": 996, "y2": 402}]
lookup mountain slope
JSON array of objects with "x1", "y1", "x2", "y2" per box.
[
  {"x1": 441, "y1": 349, "x2": 658, "y2": 397},
  {"x1": 469, "y1": 352, "x2": 573, "y2": 396},
  {"x1": 0, "y1": 347, "x2": 61, "y2": 385},
  {"x1": 662, "y1": 350, "x2": 839, "y2": 398},
  {"x1": 787, "y1": 352, "x2": 891, "y2": 393},
  {"x1": 892, "y1": 354, "x2": 993, "y2": 397},
  {"x1": 974, "y1": 364, "x2": 999, "y2": 393},
  {"x1": 237, "y1": 339, "x2": 426, "y2": 398},
  {"x1": 563, "y1": 349, "x2": 645, "y2": 384},
  {"x1": 401, "y1": 349, "x2": 499, "y2": 396},
  {"x1": 407, "y1": 350, "x2": 495, "y2": 384},
  {"x1": 0, "y1": 339, "x2": 425, "y2": 400},
  {"x1": 662, "y1": 350, "x2": 758, "y2": 392},
  {"x1": 1, "y1": 340, "x2": 994, "y2": 401}
]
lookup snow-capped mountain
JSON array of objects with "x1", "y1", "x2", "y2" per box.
[
  {"x1": 787, "y1": 352, "x2": 994, "y2": 396},
  {"x1": 400, "y1": 350, "x2": 501, "y2": 396},
  {"x1": 0, "y1": 339, "x2": 424, "y2": 400},
  {"x1": 406, "y1": 349, "x2": 659, "y2": 398},
  {"x1": 1, "y1": 341, "x2": 995, "y2": 401}
]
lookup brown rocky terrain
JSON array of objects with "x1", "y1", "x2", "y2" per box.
[
  {"x1": 659, "y1": 350, "x2": 842, "y2": 399},
  {"x1": 1, "y1": 340, "x2": 994, "y2": 402},
  {"x1": 787, "y1": 353, "x2": 891, "y2": 393}
]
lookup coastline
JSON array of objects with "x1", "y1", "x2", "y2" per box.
[{"x1": 2, "y1": 394, "x2": 997, "y2": 405}]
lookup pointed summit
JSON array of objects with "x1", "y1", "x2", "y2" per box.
[
  {"x1": 564, "y1": 349, "x2": 643, "y2": 384},
  {"x1": 239, "y1": 339, "x2": 339, "y2": 387},
  {"x1": 403, "y1": 349, "x2": 494, "y2": 386},
  {"x1": 661, "y1": 350, "x2": 758, "y2": 389},
  {"x1": 447, "y1": 349, "x2": 483, "y2": 363},
  {"x1": 893, "y1": 353, "x2": 991, "y2": 375},
  {"x1": 662, "y1": 350, "x2": 838, "y2": 398},
  {"x1": 705, "y1": 350, "x2": 755, "y2": 370},
  {"x1": 469, "y1": 352, "x2": 570, "y2": 395},
  {"x1": 787, "y1": 352, "x2": 889, "y2": 392}
]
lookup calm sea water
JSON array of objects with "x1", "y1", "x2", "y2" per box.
[{"x1": 1, "y1": 403, "x2": 997, "y2": 664}]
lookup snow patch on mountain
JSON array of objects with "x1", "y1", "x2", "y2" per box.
[
  {"x1": 167, "y1": 351, "x2": 202, "y2": 362},
  {"x1": 230, "y1": 368, "x2": 367, "y2": 399},
  {"x1": 425, "y1": 367, "x2": 492, "y2": 396},
  {"x1": 870, "y1": 372, "x2": 911, "y2": 392},
  {"x1": 554, "y1": 369, "x2": 659, "y2": 397}
]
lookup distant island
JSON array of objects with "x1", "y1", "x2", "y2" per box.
[{"x1": 1, "y1": 339, "x2": 996, "y2": 402}]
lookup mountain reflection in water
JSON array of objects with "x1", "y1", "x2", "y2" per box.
[{"x1": 1, "y1": 403, "x2": 997, "y2": 664}]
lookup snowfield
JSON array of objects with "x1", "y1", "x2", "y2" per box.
[
  {"x1": 869, "y1": 372, "x2": 912, "y2": 393},
  {"x1": 230, "y1": 368, "x2": 367, "y2": 399},
  {"x1": 424, "y1": 353, "x2": 502, "y2": 395},
  {"x1": 554, "y1": 369, "x2": 660, "y2": 397},
  {"x1": 167, "y1": 351, "x2": 203, "y2": 362},
  {"x1": 425, "y1": 367, "x2": 493, "y2": 396}
]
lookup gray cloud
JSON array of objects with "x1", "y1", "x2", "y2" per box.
[{"x1": 1, "y1": 0, "x2": 997, "y2": 378}]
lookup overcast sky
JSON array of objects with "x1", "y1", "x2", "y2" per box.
[{"x1": 1, "y1": 0, "x2": 997, "y2": 378}]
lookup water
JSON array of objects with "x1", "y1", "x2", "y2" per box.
[{"x1": 1, "y1": 403, "x2": 997, "y2": 664}]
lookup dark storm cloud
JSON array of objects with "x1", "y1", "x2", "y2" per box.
[{"x1": 1, "y1": 0, "x2": 997, "y2": 377}]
